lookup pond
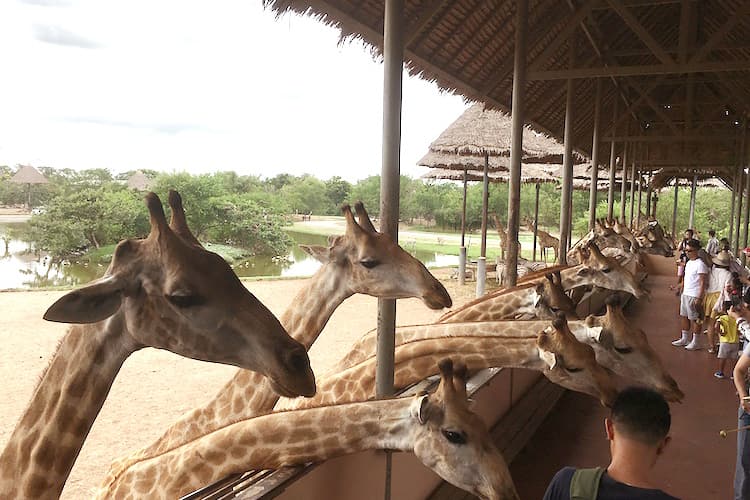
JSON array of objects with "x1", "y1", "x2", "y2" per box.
[{"x1": 0, "y1": 225, "x2": 458, "y2": 290}]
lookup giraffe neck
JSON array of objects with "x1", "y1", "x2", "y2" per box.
[
  {"x1": 103, "y1": 264, "x2": 353, "y2": 482},
  {"x1": 0, "y1": 319, "x2": 135, "y2": 499},
  {"x1": 98, "y1": 398, "x2": 414, "y2": 499},
  {"x1": 280, "y1": 322, "x2": 547, "y2": 410},
  {"x1": 438, "y1": 286, "x2": 539, "y2": 322}
]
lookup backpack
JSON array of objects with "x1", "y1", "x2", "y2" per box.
[{"x1": 569, "y1": 467, "x2": 605, "y2": 500}]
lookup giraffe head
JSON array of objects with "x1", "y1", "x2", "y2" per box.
[
  {"x1": 300, "y1": 202, "x2": 451, "y2": 309},
  {"x1": 543, "y1": 271, "x2": 577, "y2": 318},
  {"x1": 411, "y1": 359, "x2": 519, "y2": 500},
  {"x1": 537, "y1": 313, "x2": 619, "y2": 407},
  {"x1": 584, "y1": 297, "x2": 683, "y2": 402},
  {"x1": 571, "y1": 242, "x2": 646, "y2": 298},
  {"x1": 43, "y1": 190, "x2": 316, "y2": 398}
]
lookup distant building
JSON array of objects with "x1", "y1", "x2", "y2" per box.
[{"x1": 127, "y1": 171, "x2": 152, "y2": 191}]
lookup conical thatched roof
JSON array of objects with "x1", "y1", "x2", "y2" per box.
[
  {"x1": 127, "y1": 171, "x2": 152, "y2": 191},
  {"x1": 10, "y1": 165, "x2": 48, "y2": 184},
  {"x1": 426, "y1": 103, "x2": 586, "y2": 165}
]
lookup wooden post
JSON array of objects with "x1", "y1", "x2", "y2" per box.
[
  {"x1": 459, "y1": 168, "x2": 468, "y2": 285},
  {"x1": 688, "y1": 174, "x2": 697, "y2": 230},
  {"x1": 558, "y1": 36, "x2": 575, "y2": 265},
  {"x1": 477, "y1": 153, "x2": 490, "y2": 297},
  {"x1": 742, "y1": 120, "x2": 750, "y2": 265},
  {"x1": 505, "y1": 0, "x2": 528, "y2": 286},
  {"x1": 736, "y1": 125, "x2": 746, "y2": 254},
  {"x1": 533, "y1": 182, "x2": 540, "y2": 261},
  {"x1": 629, "y1": 143, "x2": 636, "y2": 226},
  {"x1": 588, "y1": 78, "x2": 602, "y2": 231},
  {"x1": 607, "y1": 95, "x2": 618, "y2": 220},
  {"x1": 620, "y1": 140, "x2": 628, "y2": 222},
  {"x1": 671, "y1": 181, "x2": 679, "y2": 240},
  {"x1": 377, "y1": 0, "x2": 404, "y2": 495}
]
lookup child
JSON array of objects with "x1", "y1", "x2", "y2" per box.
[{"x1": 714, "y1": 300, "x2": 740, "y2": 379}]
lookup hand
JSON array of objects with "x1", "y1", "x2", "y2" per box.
[{"x1": 741, "y1": 398, "x2": 750, "y2": 414}]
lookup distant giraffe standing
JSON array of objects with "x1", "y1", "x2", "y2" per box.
[
  {"x1": 491, "y1": 213, "x2": 521, "y2": 261},
  {"x1": 526, "y1": 220, "x2": 559, "y2": 263}
]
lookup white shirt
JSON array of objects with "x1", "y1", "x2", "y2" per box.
[
  {"x1": 683, "y1": 258, "x2": 709, "y2": 298},
  {"x1": 708, "y1": 267, "x2": 732, "y2": 294}
]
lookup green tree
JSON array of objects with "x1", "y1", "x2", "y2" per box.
[
  {"x1": 350, "y1": 175, "x2": 381, "y2": 216},
  {"x1": 280, "y1": 175, "x2": 328, "y2": 215},
  {"x1": 324, "y1": 176, "x2": 352, "y2": 214}
]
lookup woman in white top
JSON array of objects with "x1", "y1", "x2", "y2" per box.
[{"x1": 707, "y1": 251, "x2": 735, "y2": 352}]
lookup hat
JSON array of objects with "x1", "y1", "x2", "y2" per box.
[
  {"x1": 744, "y1": 247, "x2": 750, "y2": 255},
  {"x1": 713, "y1": 250, "x2": 733, "y2": 267}
]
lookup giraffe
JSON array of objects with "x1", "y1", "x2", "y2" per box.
[
  {"x1": 103, "y1": 201, "x2": 452, "y2": 484},
  {"x1": 438, "y1": 247, "x2": 647, "y2": 325},
  {"x1": 0, "y1": 191, "x2": 315, "y2": 499},
  {"x1": 525, "y1": 219, "x2": 559, "y2": 263},
  {"x1": 97, "y1": 359, "x2": 520, "y2": 500},
  {"x1": 279, "y1": 313, "x2": 620, "y2": 411},
  {"x1": 491, "y1": 213, "x2": 520, "y2": 261}
]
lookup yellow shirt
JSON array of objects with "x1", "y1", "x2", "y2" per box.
[{"x1": 717, "y1": 315, "x2": 739, "y2": 344}]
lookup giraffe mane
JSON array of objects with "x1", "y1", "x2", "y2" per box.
[
  {"x1": 437, "y1": 282, "x2": 538, "y2": 322},
  {"x1": 517, "y1": 264, "x2": 570, "y2": 283}
]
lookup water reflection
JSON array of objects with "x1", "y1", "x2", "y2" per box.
[{"x1": 0, "y1": 226, "x2": 458, "y2": 290}]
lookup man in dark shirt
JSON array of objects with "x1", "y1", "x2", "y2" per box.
[{"x1": 543, "y1": 387, "x2": 679, "y2": 499}]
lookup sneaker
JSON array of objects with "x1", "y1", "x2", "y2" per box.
[
  {"x1": 714, "y1": 371, "x2": 725, "y2": 379},
  {"x1": 672, "y1": 337, "x2": 689, "y2": 346},
  {"x1": 685, "y1": 340, "x2": 702, "y2": 350}
]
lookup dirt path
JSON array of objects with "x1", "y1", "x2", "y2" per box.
[{"x1": 0, "y1": 272, "x2": 477, "y2": 499}]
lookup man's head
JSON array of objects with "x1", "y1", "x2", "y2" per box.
[
  {"x1": 709, "y1": 229, "x2": 716, "y2": 237},
  {"x1": 606, "y1": 387, "x2": 671, "y2": 453},
  {"x1": 685, "y1": 239, "x2": 701, "y2": 260}
]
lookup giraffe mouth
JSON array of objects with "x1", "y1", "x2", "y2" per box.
[{"x1": 269, "y1": 377, "x2": 316, "y2": 398}]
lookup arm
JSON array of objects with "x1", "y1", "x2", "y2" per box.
[
  {"x1": 697, "y1": 272, "x2": 707, "y2": 299},
  {"x1": 734, "y1": 354, "x2": 750, "y2": 413}
]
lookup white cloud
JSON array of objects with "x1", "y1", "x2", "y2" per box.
[{"x1": 0, "y1": 0, "x2": 467, "y2": 182}]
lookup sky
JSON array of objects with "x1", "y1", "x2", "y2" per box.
[{"x1": 0, "y1": 0, "x2": 469, "y2": 182}]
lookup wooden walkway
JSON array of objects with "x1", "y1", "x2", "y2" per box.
[{"x1": 509, "y1": 255, "x2": 739, "y2": 499}]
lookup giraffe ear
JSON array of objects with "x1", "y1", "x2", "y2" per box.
[
  {"x1": 43, "y1": 275, "x2": 124, "y2": 324},
  {"x1": 410, "y1": 394, "x2": 430, "y2": 425},
  {"x1": 299, "y1": 244, "x2": 330, "y2": 264}
]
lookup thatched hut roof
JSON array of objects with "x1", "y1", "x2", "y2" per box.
[
  {"x1": 127, "y1": 171, "x2": 152, "y2": 191},
  {"x1": 425, "y1": 103, "x2": 586, "y2": 165},
  {"x1": 10, "y1": 165, "x2": 48, "y2": 184},
  {"x1": 421, "y1": 166, "x2": 558, "y2": 184},
  {"x1": 650, "y1": 171, "x2": 731, "y2": 190}
]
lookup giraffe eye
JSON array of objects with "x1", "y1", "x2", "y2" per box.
[
  {"x1": 614, "y1": 346, "x2": 634, "y2": 354},
  {"x1": 441, "y1": 429, "x2": 467, "y2": 445},
  {"x1": 601, "y1": 268, "x2": 612, "y2": 273},
  {"x1": 167, "y1": 293, "x2": 204, "y2": 308},
  {"x1": 564, "y1": 366, "x2": 583, "y2": 373},
  {"x1": 360, "y1": 258, "x2": 380, "y2": 269}
]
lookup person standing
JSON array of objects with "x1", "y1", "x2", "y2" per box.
[
  {"x1": 672, "y1": 239, "x2": 709, "y2": 350},
  {"x1": 730, "y1": 306, "x2": 750, "y2": 500},
  {"x1": 542, "y1": 387, "x2": 678, "y2": 499},
  {"x1": 706, "y1": 229, "x2": 720, "y2": 257}
]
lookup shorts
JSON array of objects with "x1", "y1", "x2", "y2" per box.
[
  {"x1": 704, "y1": 291, "x2": 721, "y2": 319},
  {"x1": 718, "y1": 342, "x2": 740, "y2": 359},
  {"x1": 680, "y1": 294, "x2": 703, "y2": 321}
]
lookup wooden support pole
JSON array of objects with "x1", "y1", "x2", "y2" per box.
[
  {"x1": 620, "y1": 140, "x2": 629, "y2": 222},
  {"x1": 588, "y1": 78, "x2": 602, "y2": 231},
  {"x1": 533, "y1": 182, "x2": 540, "y2": 261},
  {"x1": 742, "y1": 121, "x2": 750, "y2": 265},
  {"x1": 505, "y1": 0, "x2": 528, "y2": 286},
  {"x1": 688, "y1": 174, "x2": 697, "y2": 230},
  {"x1": 608, "y1": 96, "x2": 619, "y2": 219},
  {"x1": 558, "y1": 38, "x2": 575, "y2": 265},
  {"x1": 459, "y1": 168, "x2": 468, "y2": 285},
  {"x1": 672, "y1": 181, "x2": 679, "y2": 240}
]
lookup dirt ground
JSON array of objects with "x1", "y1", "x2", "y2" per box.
[{"x1": 0, "y1": 272, "x2": 478, "y2": 499}]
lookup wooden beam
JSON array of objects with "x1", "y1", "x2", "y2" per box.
[
  {"x1": 528, "y1": 0, "x2": 598, "y2": 72},
  {"x1": 689, "y1": 2, "x2": 750, "y2": 64},
  {"x1": 626, "y1": 78, "x2": 681, "y2": 135},
  {"x1": 677, "y1": 0, "x2": 692, "y2": 64},
  {"x1": 404, "y1": 0, "x2": 450, "y2": 45},
  {"x1": 528, "y1": 60, "x2": 750, "y2": 79},
  {"x1": 606, "y1": 0, "x2": 675, "y2": 65}
]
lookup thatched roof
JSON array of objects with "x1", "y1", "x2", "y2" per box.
[
  {"x1": 10, "y1": 165, "x2": 48, "y2": 184},
  {"x1": 650, "y1": 171, "x2": 732, "y2": 190},
  {"x1": 265, "y1": 1, "x2": 749, "y2": 187},
  {"x1": 421, "y1": 166, "x2": 558, "y2": 184},
  {"x1": 426, "y1": 103, "x2": 586, "y2": 165},
  {"x1": 127, "y1": 171, "x2": 152, "y2": 191}
]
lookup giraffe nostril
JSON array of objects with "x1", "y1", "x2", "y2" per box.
[{"x1": 288, "y1": 349, "x2": 310, "y2": 373}]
